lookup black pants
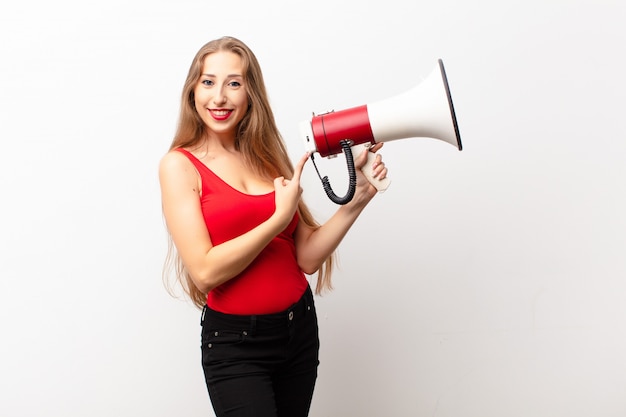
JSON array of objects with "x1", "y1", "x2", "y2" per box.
[{"x1": 200, "y1": 285, "x2": 320, "y2": 417}]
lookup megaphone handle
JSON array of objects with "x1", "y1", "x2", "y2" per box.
[{"x1": 353, "y1": 144, "x2": 391, "y2": 192}]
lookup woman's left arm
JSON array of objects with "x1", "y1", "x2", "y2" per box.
[{"x1": 294, "y1": 143, "x2": 388, "y2": 274}]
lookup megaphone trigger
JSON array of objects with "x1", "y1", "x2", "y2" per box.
[{"x1": 352, "y1": 143, "x2": 391, "y2": 192}]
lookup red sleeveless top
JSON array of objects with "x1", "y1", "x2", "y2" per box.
[{"x1": 176, "y1": 148, "x2": 308, "y2": 314}]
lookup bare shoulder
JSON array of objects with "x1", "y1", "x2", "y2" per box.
[
  {"x1": 159, "y1": 150, "x2": 190, "y2": 173},
  {"x1": 159, "y1": 150, "x2": 194, "y2": 178},
  {"x1": 159, "y1": 150, "x2": 198, "y2": 190}
]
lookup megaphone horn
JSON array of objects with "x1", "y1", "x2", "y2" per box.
[{"x1": 300, "y1": 59, "x2": 462, "y2": 204}]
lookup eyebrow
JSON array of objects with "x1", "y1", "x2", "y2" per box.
[{"x1": 201, "y1": 73, "x2": 243, "y2": 78}]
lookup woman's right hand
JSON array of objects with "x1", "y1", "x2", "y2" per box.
[{"x1": 272, "y1": 152, "x2": 309, "y2": 228}]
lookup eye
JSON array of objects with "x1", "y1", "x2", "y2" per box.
[
  {"x1": 201, "y1": 79, "x2": 214, "y2": 86},
  {"x1": 228, "y1": 80, "x2": 242, "y2": 88}
]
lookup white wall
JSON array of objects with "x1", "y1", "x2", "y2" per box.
[{"x1": 1, "y1": 0, "x2": 625, "y2": 416}]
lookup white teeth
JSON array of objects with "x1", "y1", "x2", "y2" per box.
[{"x1": 212, "y1": 110, "x2": 229, "y2": 116}]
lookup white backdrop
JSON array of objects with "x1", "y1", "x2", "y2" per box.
[{"x1": 1, "y1": 1, "x2": 625, "y2": 416}]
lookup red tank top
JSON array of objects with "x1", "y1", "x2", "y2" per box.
[{"x1": 176, "y1": 148, "x2": 308, "y2": 314}]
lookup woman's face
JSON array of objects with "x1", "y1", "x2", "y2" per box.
[{"x1": 194, "y1": 51, "x2": 249, "y2": 137}]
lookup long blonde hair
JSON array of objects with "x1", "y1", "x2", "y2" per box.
[{"x1": 163, "y1": 36, "x2": 335, "y2": 309}]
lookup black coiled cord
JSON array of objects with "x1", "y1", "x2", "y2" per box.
[{"x1": 310, "y1": 139, "x2": 356, "y2": 205}]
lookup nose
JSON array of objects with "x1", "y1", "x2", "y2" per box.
[{"x1": 213, "y1": 86, "x2": 227, "y2": 106}]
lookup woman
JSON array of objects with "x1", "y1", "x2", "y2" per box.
[{"x1": 159, "y1": 36, "x2": 387, "y2": 417}]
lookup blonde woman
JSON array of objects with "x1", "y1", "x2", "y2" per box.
[{"x1": 159, "y1": 36, "x2": 387, "y2": 417}]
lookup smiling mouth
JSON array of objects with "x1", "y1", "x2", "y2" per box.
[{"x1": 210, "y1": 109, "x2": 233, "y2": 120}]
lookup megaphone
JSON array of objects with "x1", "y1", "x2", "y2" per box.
[{"x1": 299, "y1": 59, "x2": 462, "y2": 205}]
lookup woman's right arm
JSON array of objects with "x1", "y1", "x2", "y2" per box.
[{"x1": 158, "y1": 151, "x2": 302, "y2": 293}]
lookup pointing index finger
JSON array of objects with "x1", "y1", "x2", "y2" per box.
[{"x1": 292, "y1": 152, "x2": 310, "y2": 181}]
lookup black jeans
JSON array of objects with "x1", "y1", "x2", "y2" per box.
[{"x1": 200, "y1": 285, "x2": 320, "y2": 417}]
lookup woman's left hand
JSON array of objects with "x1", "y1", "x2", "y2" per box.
[{"x1": 350, "y1": 142, "x2": 388, "y2": 207}]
